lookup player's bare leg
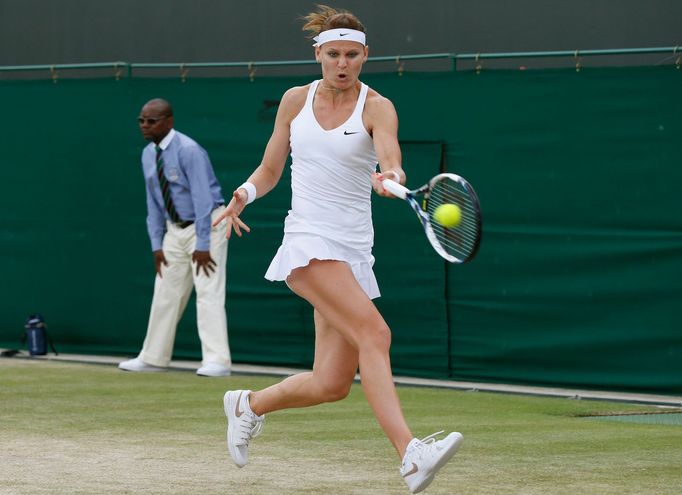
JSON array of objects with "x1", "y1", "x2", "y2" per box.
[
  {"x1": 249, "y1": 309, "x2": 359, "y2": 413},
  {"x1": 282, "y1": 259, "x2": 414, "y2": 457}
]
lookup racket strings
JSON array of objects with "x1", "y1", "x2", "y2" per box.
[{"x1": 426, "y1": 178, "x2": 480, "y2": 260}]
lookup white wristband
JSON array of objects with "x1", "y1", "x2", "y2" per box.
[{"x1": 239, "y1": 182, "x2": 257, "y2": 205}]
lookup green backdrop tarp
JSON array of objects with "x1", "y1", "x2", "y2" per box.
[{"x1": 1, "y1": 66, "x2": 680, "y2": 394}]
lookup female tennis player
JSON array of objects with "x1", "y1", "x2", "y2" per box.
[{"x1": 213, "y1": 5, "x2": 462, "y2": 493}]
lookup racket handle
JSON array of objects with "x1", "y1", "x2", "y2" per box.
[{"x1": 382, "y1": 179, "x2": 409, "y2": 199}]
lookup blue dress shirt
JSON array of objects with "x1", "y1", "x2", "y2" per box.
[{"x1": 142, "y1": 129, "x2": 224, "y2": 251}]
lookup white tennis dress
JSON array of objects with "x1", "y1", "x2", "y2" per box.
[{"x1": 264, "y1": 79, "x2": 381, "y2": 298}]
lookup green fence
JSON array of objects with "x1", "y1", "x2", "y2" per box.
[{"x1": 1, "y1": 64, "x2": 680, "y2": 394}]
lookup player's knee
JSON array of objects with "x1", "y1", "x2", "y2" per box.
[
  {"x1": 362, "y1": 321, "x2": 392, "y2": 353},
  {"x1": 319, "y1": 380, "x2": 353, "y2": 403}
]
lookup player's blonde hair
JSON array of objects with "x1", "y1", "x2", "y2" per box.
[{"x1": 302, "y1": 4, "x2": 366, "y2": 39}]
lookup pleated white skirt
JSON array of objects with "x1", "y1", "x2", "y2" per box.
[{"x1": 265, "y1": 233, "x2": 380, "y2": 299}]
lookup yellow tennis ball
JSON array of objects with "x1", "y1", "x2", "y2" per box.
[{"x1": 433, "y1": 203, "x2": 462, "y2": 228}]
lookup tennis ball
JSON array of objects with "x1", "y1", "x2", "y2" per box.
[{"x1": 433, "y1": 203, "x2": 462, "y2": 228}]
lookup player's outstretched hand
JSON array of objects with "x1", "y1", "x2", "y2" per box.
[{"x1": 212, "y1": 189, "x2": 251, "y2": 239}]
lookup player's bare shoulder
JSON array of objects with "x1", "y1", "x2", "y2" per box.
[
  {"x1": 363, "y1": 87, "x2": 398, "y2": 132},
  {"x1": 277, "y1": 84, "x2": 310, "y2": 124},
  {"x1": 365, "y1": 88, "x2": 396, "y2": 114}
]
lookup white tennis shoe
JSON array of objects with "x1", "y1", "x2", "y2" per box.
[
  {"x1": 400, "y1": 431, "x2": 463, "y2": 493},
  {"x1": 223, "y1": 390, "x2": 264, "y2": 468},
  {"x1": 118, "y1": 357, "x2": 166, "y2": 372},
  {"x1": 197, "y1": 362, "x2": 231, "y2": 377}
]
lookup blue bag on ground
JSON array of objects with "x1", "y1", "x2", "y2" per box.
[{"x1": 23, "y1": 315, "x2": 57, "y2": 356}]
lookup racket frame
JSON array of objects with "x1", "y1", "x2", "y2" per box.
[{"x1": 382, "y1": 173, "x2": 481, "y2": 263}]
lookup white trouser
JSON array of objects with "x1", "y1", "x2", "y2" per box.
[{"x1": 138, "y1": 206, "x2": 231, "y2": 367}]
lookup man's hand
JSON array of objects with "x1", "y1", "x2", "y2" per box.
[
  {"x1": 153, "y1": 250, "x2": 168, "y2": 277},
  {"x1": 192, "y1": 250, "x2": 217, "y2": 277}
]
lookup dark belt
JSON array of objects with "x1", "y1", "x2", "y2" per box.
[{"x1": 174, "y1": 203, "x2": 224, "y2": 229}]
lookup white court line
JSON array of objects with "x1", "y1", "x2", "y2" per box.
[{"x1": 4, "y1": 349, "x2": 681, "y2": 407}]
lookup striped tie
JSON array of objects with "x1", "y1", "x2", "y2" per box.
[{"x1": 155, "y1": 146, "x2": 181, "y2": 223}]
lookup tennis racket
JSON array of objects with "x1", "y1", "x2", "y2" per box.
[{"x1": 382, "y1": 173, "x2": 482, "y2": 263}]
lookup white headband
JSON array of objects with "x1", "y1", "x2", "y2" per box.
[{"x1": 313, "y1": 28, "x2": 366, "y2": 47}]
